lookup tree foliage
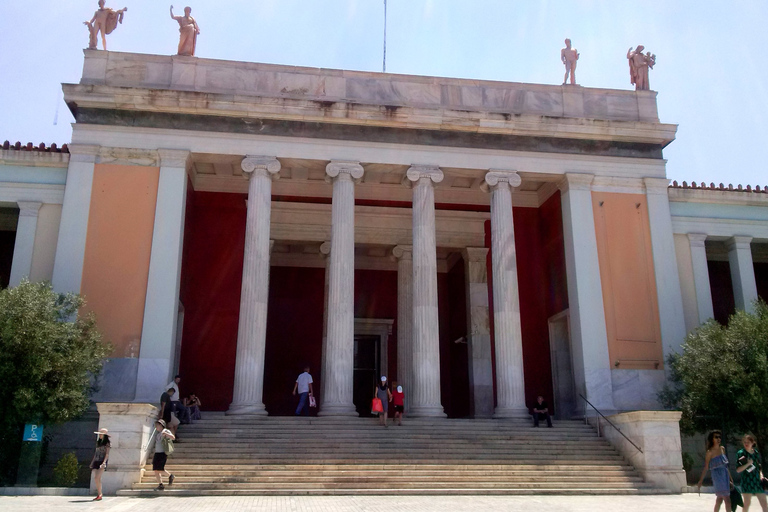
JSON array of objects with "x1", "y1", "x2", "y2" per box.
[
  {"x1": 0, "y1": 280, "x2": 110, "y2": 484},
  {"x1": 660, "y1": 300, "x2": 768, "y2": 448}
]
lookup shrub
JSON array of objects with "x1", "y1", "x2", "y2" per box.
[{"x1": 52, "y1": 453, "x2": 79, "y2": 487}]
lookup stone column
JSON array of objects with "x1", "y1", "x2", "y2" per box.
[
  {"x1": 462, "y1": 247, "x2": 494, "y2": 418},
  {"x1": 9, "y1": 201, "x2": 42, "y2": 287},
  {"x1": 228, "y1": 156, "x2": 281, "y2": 415},
  {"x1": 319, "y1": 240, "x2": 331, "y2": 403},
  {"x1": 52, "y1": 144, "x2": 99, "y2": 295},
  {"x1": 319, "y1": 161, "x2": 363, "y2": 416},
  {"x1": 482, "y1": 171, "x2": 528, "y2": 419},
  {"x1": 687, "y1": 234, "x2": 714, "y2": 323},
  {"x1": 135, "y1": 149, "x2": 189, "y2": 403},
  {"x1": 644, "y1": 178, "x2": 687, "y2": 357},
  {"x1": 393, "y1": 245, "x2": 414, "y2": 411},
  {"x1": 405, "y1": 166, "x2": 446, "y2": 417},
  {"x1": 559, "y1": 173, "x2": 616, "y2": 413},
  {"x1": 727, "y1": 236, "x2": 759, "y2": 314}
]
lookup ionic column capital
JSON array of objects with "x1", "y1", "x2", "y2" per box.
[
  {"x1": 727, "y1": 236, "x2": 753, "y2": 251},
  {"x1": 157, "y1": 149, "x2": 191, "y2": 169},
  {"x1": 404, "y1": 165, "x2": 443, "y2": 187},
  {"x1": 392, "y1": 245, "x2": 413, "y2": 260},
  {"x1": 242, "y1": 156, "x2": 281, "y2": 180},
  {"x1": 558, "y1": 173, "x2": 595, "y2": 194},
  {"x1": 17, "y1": 201, "x2": 42, "y2": 218},
  {"x1": 643, "y1": 177, "x2": 671, "y2": 195},
  {"x1": 326, "y1": 161, "x2": 364, "y2": 183},
  {"x1": 687, "y1": 233, "x2": 708, "y2": 248},
  {"x1": 481, "y1": 170, "x2": 521, "y2": 192}
]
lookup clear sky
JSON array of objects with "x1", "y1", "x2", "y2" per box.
[{"x1": 1, "y1": 1, "x2": 766, "y2": 187}]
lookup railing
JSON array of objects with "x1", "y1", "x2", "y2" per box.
[{"x1": 579, "y1": 393, "x2": 643, "y2": 454}]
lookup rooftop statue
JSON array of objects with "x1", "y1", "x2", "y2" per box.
[
  {"x1": 627, "y1": 45, "x2": 656, "y2": 91},
  {"x1": 561, "y1": 38, "x2": 579, "y2": 85},
  {"x1": 170, "y1": 5, "x2": 200, "y2": 57},
  {"x1": 84, "y1": 0, "x2": 127, "y2": 51}
]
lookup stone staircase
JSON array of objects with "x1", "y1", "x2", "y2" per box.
[{"x1": 118, "y1": 414, "x2": 667, "y2": 496}]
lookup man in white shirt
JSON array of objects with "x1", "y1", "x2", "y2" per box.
[
  {"x1": 165, "y1": 375, "x2": 190, "y2": 424},
  {"x1": 291, "y1": 366, "x2": 314, "y2": 416}
]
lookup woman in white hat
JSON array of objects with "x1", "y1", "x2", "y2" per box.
[
  {"x1": 373, "y1": 376, "x2": 392, "y2": 427},
  {"x1": 90, "y1": 428, "x2": 110, "y2": 501}
]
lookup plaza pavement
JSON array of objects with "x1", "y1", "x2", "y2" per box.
[{"x1": 0, "y1": 494, "x2": 716, "y2": 511}]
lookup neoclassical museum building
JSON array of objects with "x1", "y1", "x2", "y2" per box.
[{"x1": 2, "y1": 50, "x2": 768, "y2": 422}]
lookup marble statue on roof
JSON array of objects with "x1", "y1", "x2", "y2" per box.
[
  {"x1": 170, "y1": 5, "x2": 201, "y2": 57},
  {"x1": 84, "y1": 0, "x2": 127, "y2": 51},
  {"x1": 627, "y1": 45, "x2": 656, "y2": 91}
]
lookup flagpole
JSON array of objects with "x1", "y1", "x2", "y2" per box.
[{"x1": 383, "y1": 0, "x2": 387, "y2": 73}]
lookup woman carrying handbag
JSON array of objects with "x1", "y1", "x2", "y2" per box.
[{"x1": 373, "y1": 376, "x2": 392, "y2": 427}]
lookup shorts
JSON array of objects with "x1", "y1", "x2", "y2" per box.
[
  {"x1": 152, "y1": 452, "x2": 168, "y2": 471},
  {"x1": 90, "y1": 459, "x2": 106, "y2": 470},
  {"x1": 394, "y1": 405, "x2": 404, "y2": 413}
]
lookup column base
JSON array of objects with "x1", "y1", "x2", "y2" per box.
[
  {"x1": 492, "y1": 407, "x2": 531, "y2": 420},
  {"x1": 317, "y1": 403, "x2": 358, "y2": 417},
  {"x1": 408, "y1": 405, "x2": 447, "y2": 418},
  {"x1": 226, "y1": 402, "x2": 268, "y2": 416}
]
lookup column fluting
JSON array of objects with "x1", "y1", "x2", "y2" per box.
[
  {"x1": 319, "y1": 161, "x2": 364, "y2": 416},
  {"x1": 483, "y1": 170, "x2": 529, "y2": 418},
  {"x1": 393, "y1": 245, "x2": 414, "y2": 412},
  {"x1": 406, "y1": 166, "x2": 446, "y2": 417},
  {"x1": 228, "y1": 156, "x2": 281, "y2": 415}
]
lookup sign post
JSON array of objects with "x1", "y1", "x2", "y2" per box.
[{"x1": 15, "y1": 424, "x2": 44, "y2": 487}]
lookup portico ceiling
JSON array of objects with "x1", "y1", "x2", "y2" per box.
[{"x1": 189, "y1": 154, "x2": 558, "y2": 208}]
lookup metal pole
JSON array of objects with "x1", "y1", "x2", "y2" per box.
[{"x1": 383, "y1": 0, "x2": 387, "y2": 73}]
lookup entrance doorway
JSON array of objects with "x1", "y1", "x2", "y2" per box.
[
  {"x1": 352, "y1": 318, "x2": 393, "y2": 417},
  {"x1": 548, "y1": 310, "x2": 578, "y2": 419},
  {"x1": 353, "y1": 334, "x2": 380, "y2": 416}
]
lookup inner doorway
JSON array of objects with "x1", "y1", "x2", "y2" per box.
[
  {"x1": 352, "y1": 318, "x2": 393, "y2": 417},
  {"x1": 353, "y1": 334, "x2": 380, "y2": 417},
  {"x1": 548, "y1": 310, "x2": 578, "y2": 419}
]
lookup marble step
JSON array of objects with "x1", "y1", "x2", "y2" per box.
[
  {"x1": 137, "y1": 474, "x2": 645, "y2": 484},
  {"x1": 117, "y1": 487, "x2": 668, "y2": 496},
  {"x1": 145, "y1": 463, "x2": 634, "y2": 471}
]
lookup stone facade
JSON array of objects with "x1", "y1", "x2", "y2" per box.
[{"x1": 1, "y1": 50, "x2": 768, "y2": 494}]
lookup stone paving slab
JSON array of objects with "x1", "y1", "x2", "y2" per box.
[{"x1": 0, "y1": 494, "x2": 716, "y2": 512}]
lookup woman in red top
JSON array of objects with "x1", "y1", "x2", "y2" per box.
[{"x1": 392, "y1": 382, "x2": 405, "y2": 426}]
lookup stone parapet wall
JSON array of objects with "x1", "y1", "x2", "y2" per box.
[
  {"x1": 596, "y1": 410, "x2": 686, "y2": 493},
  {"x1": 76, "y1": 50, "x2": 665, "y2": 128}
]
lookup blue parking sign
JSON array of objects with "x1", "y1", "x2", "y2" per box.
[{"x1": 23, "y1": 424, "x2": 43, "y2": 442}]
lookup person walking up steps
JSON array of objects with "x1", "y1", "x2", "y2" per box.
[
  {"x1": 392, "y1": 381, "x2": 404, "y2": 426},
  {"x1": 292, "y1": 366, "x2": 314, "y2": 416},
  {"x1": 375, "y1": 376, "x2": 392, "y2": 427}
]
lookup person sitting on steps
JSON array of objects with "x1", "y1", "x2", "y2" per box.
[{"x1": 532, "y1": 395, "x2": 553, "y2": 428}]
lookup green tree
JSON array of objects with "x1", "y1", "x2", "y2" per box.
[
  {"x1": 0, "y1": 280, "x2": 110, "y2": 485},
  {"x1": 660, "y1": 300, "x2": 768, "y2": 448}
]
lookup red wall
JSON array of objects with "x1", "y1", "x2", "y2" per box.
[
  {"x1": 486, "y1": 191, "x2": 568, "y2": 414},
  {"x1": 178, "y1": 191, "x2": 247, "y2": 411},
  {"x1": 708, "y1": 261, "x2": 735, "y2": 325},
  {"x1": 178, "y1": 190, "x2": 566, "y2": 415}
]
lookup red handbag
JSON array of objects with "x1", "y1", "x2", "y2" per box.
[{"x1": 371, "y1": 398, "x2": 384, "y2": 413}]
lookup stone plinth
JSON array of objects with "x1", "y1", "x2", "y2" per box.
[
  {"x1": 599, "y1": 410, "x2": 686, "y2": 493},
  {"x1": 93, "y1": 403, "x2": 158, "y2": 495}
]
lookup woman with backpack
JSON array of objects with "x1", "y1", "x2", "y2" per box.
[{"x1": 152, "y1": 419, "x2": 176, "y2": 491}]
